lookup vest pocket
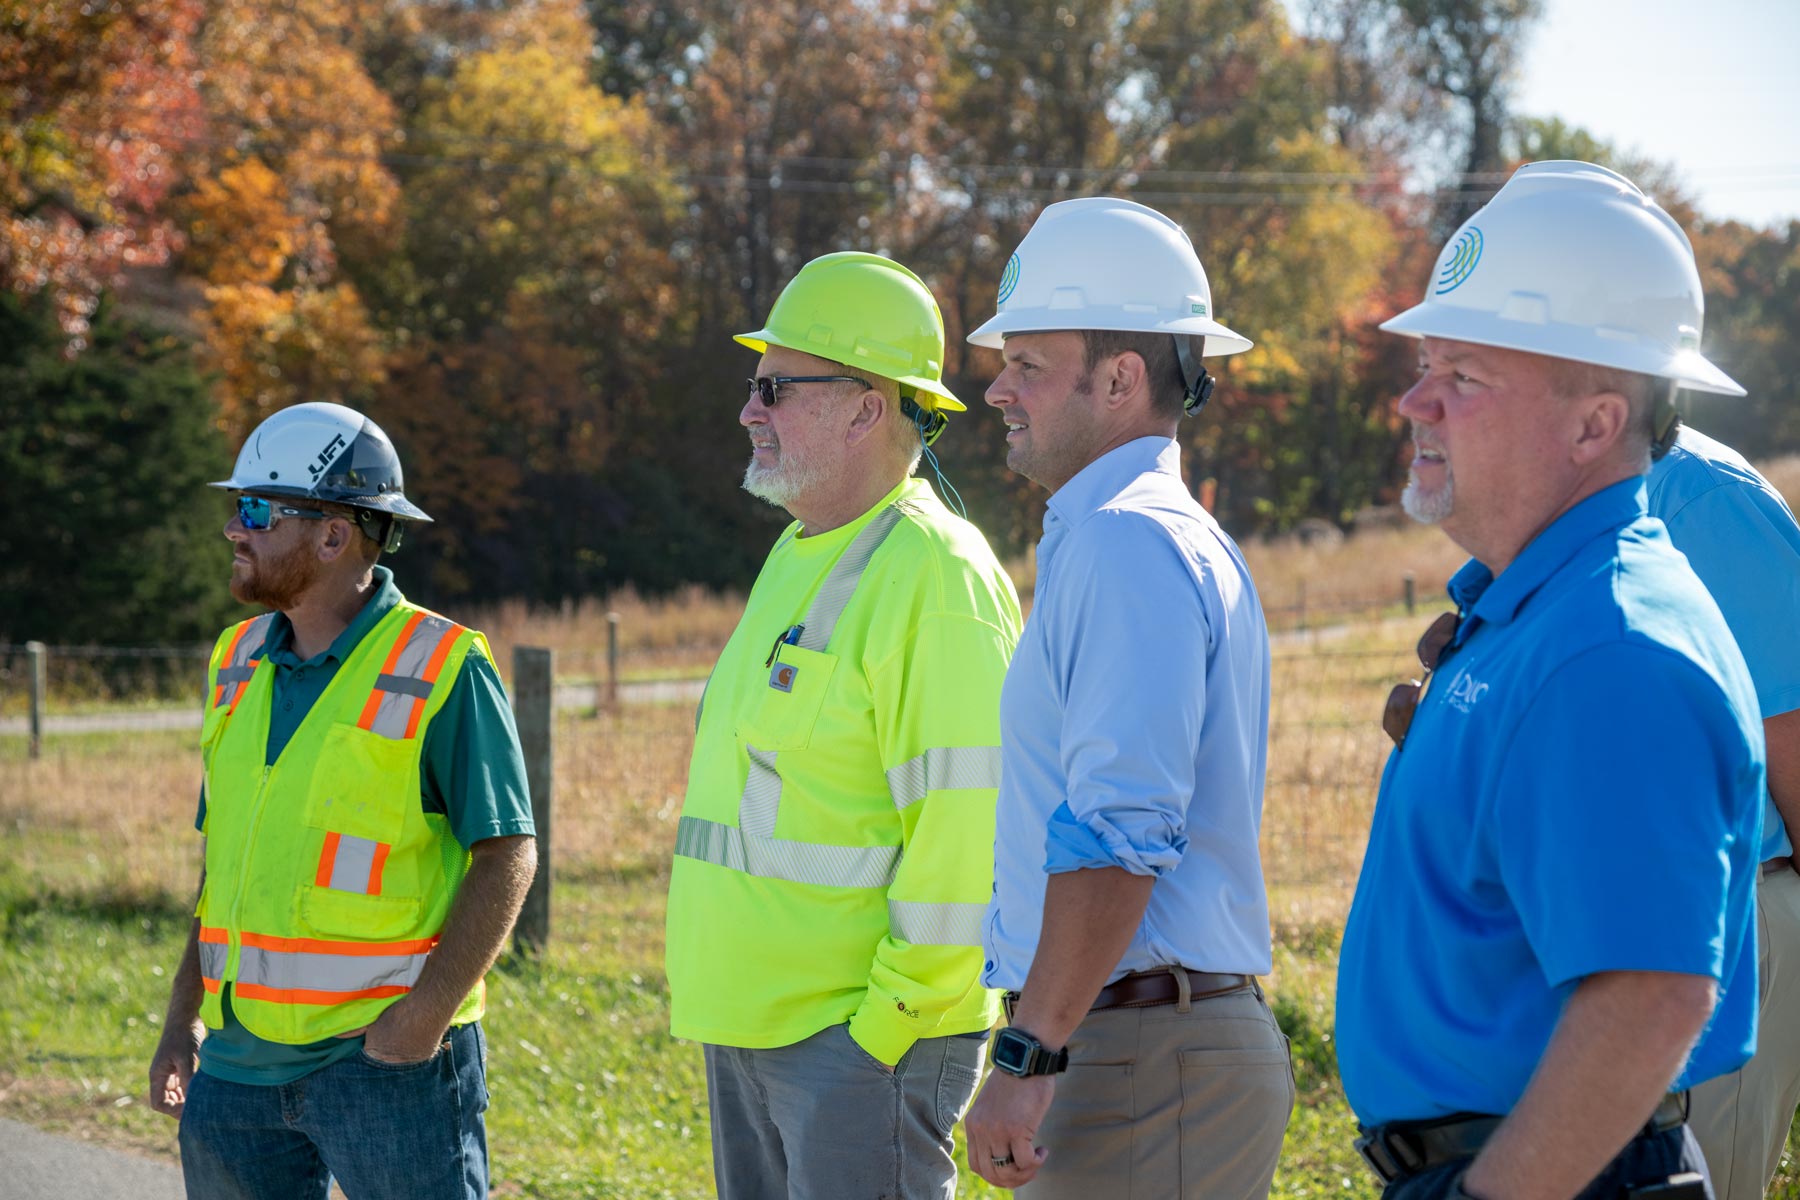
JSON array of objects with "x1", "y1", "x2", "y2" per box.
[
  {"x1": 299, "y1": 882, "x2": 423, "y2": 942},
  {"x1": 735, "y1": 644, "x2": 838, "y2": 752},
  {"x1": 304, "y1": 723, "x2": 417, "y2": 843}
]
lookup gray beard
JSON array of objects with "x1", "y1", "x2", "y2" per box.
[
  {"x1": 742, "y1": 450, "x2": 828, "y2": 511},
  {"x1": 1401, "y1": 464, "x2": 1455, "y2": 524}
]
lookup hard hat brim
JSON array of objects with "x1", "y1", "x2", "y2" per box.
[
  {"x1": 209, "y1": 478, "x2": 435, "y2": 523},
  {"x1": 1379, "y1": 304, "x2": 1747, "y2": 397},
  {"x1": 735, "y1": 330, "x2": 968, "y2": 412},
  {"x1": 965, "y1": 309, "x2": 1254, "y2": 357}
]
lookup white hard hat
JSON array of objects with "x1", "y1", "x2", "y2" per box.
[
  {"x1": 967, "y1": 196, "x2": 1253, "y2": 357},
  {"x1": 1381, "y1": 160, "x2": 1744, "y2": 396},
  {"x1": 212, "y1": 402, "x2": 432, "y2": 523}
]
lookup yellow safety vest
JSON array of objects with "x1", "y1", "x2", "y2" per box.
[{"x1": 196, "y1": 602, "x2": 490, "y2": 1044}]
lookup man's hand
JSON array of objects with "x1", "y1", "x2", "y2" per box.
[
  {"x1": 349, "y1": 998, "x2": 450, "y2": 1065},
  {"x1": 147, "y1": 1018, "x2": 205, "y2": 1118},
  {"x1": 965, "y1": 1070, "x2": 1055, "y2": 1188}
]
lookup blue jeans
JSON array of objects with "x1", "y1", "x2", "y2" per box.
[{"x1": 179, "y1": 1021, "x2": 489, "y2": 1200}]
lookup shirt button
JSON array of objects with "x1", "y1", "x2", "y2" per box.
[
  {"x1": 985, "y1": 960, "x2": 994, "y2": 971},
  {"x1": 283, "y1": 700, "x2": 293, "y2": 711}
]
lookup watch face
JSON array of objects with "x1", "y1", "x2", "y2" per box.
[{"x1": 992, "y1": 1029, "x2": 1033, "y2": 1074}]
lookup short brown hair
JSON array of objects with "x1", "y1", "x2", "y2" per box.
[
  {"x1": 314, "y1": 500, "x2": 386, "y2": 564},
  {"x1": 1551, "y1": 360, "x2": 1661, "y2": 458},
  {"x1": 1080, "y1": 330, "x2": 1188, "y2": 421}
]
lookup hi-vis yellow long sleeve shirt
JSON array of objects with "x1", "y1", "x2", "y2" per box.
[{"x1": 666, "y1": 478, "x2": 1021, "y2": 1065}]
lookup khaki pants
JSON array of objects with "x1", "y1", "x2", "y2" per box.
[
  {"x1": 1021, "y1": 982, "x2": 1294, "y2": 1200},
  {"x1": 1690, "y1": 861, "x2": 1800, "y2": 1200}
]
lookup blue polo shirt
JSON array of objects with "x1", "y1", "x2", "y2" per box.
[
  {"x1": 194, "y1": 565, "x2": 534, "y2": 1085},
  {"x1": 1336, "y1": 478, "x2": 1764, "y2": 1127},
  {"x1": 1649, "y1": 424, "x2": 1800, "y2": 861}
]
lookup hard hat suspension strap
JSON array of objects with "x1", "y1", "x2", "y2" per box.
[
  {"x1": 1650, "y1": 382, "x2": 1682, "y2": 461},
  {"x1": 1174, "y1": 335, "x2": 1215, "y2": 417}
]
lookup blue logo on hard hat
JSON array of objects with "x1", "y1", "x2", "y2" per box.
[
  {"x1": 1434, "y1": 227, "x2": 1483, "y2": 295},
  {"x1": 997, "y1": 254, "x2": 1021, "y2": 306}
]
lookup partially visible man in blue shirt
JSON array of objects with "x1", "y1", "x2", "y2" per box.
[
  {"x1": 1341, "y1": 161, "x2": 1765, "y2": 1200},
  {"x1": 1651, "y1": 423, "x2": 1800, "y2": 1200},
  {"x1": 961, "y1": 197, "x2": 1292, "y2": 1200}
]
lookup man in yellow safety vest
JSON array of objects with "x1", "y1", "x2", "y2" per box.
[
  {"x1": 665, "y1": 252, "x2": 1021, "y2": 1198},
  {"x1": 145, "y1": 402, "x2": 538, "y2": 1199}
]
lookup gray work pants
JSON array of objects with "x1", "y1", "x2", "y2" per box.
[{"x1": 704, "y1": 1023, "x2": 986, "y2": 1200}]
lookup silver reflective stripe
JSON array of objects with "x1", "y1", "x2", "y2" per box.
[
  {"x1": 198, "y1": 941, "x2": 228, "y2": 981},
  {"x1": 887, "y1": 899, "x2": 988, "y2": 946},
  {"x1": 675, "y1": 816, "x2": 900, "y2": 889},
  {"x1": 391, "y1": 614, "x2": 455, "y2": 679},
  {"x1": 797, "y1": 505, "x2": 907, "y2": 653},
  {"x1": 366, "y1": 689, "x2": 415, "y2": 739},
  {"x1": 215, "y1": 665, "x2": 257, "y2": 686},
  {"x1": 236, "y1": 945, "x2": 430, "y2": 994},
  {"x1": 214, "y1": 614, "x2": 273, "y2": 707},
  {"x1": 327, "y1": 835, "x2": 381, "y2": 894},
  {"x1": 885, "y1": 745, "x2": 1003, "y2": 810},
  {"x1": 373, "y1": 672, "x2": 434, "y2": 700},
  {"x1": 739, "y1": 747, "x2": 782, "y2": 837}
]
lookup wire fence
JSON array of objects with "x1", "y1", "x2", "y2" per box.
[{"x1": 1, "y1": 603, "x2": 1419, "y2": 908}]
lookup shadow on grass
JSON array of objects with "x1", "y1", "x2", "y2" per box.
[{"x1": 1, "y1": 876, "x2": 192, "y2": 936}]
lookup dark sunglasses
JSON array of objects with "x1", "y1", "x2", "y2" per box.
[
  {"x1": 746, "y1": 374, "x2": 872, "y2": 408},
  {"x1": 236, "y1": 495, "x2": 332, "y2": 532},
  {"x1": 1382, "y1": 610, "x2": 1460, "y2": 748}
]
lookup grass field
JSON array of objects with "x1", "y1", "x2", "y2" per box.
[{"x1": 7, "y1": 490, "x2": 1800, "y2": 1196}]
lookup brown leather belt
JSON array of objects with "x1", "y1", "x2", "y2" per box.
[
  {"x1": 1003, "y1": 968, "x2": 1254, "y2": 1021},
  {"x1": 1764, "y1": 856, "x2": 1793, "y2": 879},
  {"x1": 1356, "y1": 1092, "x2": 1688, "y2": 1184}
]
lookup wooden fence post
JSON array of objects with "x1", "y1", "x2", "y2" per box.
[
  {"x1": 1403, "y1": 572, "x2": 1416, "y2": 617},
  {"x1": 512, "y1": 645, "x2": 553, "y2": 953},
  {"x1": 26, "y1": 641, "x2": 46, "y2": 761},
  {"x1": 606, "y1": 612, "x2": 620, "y2": 708}
]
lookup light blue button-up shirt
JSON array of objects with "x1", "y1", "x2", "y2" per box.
[
  {"x1": 1649, "y1": 424, "x2": 1800, "y2": 861},
  {"x1": 982, "y1": 437, "x2": 1273, "y2": 990}
]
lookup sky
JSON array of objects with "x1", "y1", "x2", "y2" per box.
[{"x1": 1511, "y1": 0, "x2": 1800, "y2": 228}]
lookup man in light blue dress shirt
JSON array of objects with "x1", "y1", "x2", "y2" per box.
[
  {"x1": 961, "y1": 197, "x2": 1293, "y2": 1199},
  {"x1": 1651, "y1": 423, "x2": 1800, "y2": 1200}
]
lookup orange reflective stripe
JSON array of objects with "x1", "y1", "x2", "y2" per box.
[
  {"x1": 199, "y1": 926, "x2": 230, "y2": 945},
  {"x1": 237, "y1": 930, "x2": 441, "y2": 957},
  {"x1": 420, "y1": 624, "x2": 462, "y2": 684},
  {"x1": 214, "y1": 622, "x2": 251, "y2": 707},
  {"x1": 202, "y1": 977, "x2": 221, "y2": 994},
  {"x1": 225, "y1": 663, "x2": 258, "y2": 716},
  {"x1": 402, "y1": 696, "x2": 428, "y2": 740},
  {"x1": 233, "y1": 982, "x2": 412, "y2": 1006},
  {"x1": 315, "y1": 831, "x2": 342, "y2": 889},
  {"x1": 367, "y1": 842, "x2": 391, "y2": 897},
  {"x1": 380, "y1": 612, "x2": 427, "y2": 675}
]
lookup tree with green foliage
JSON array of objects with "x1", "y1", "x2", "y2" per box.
[{"x1": 0, "y1": 291, "x2": 241, "y2": 645}]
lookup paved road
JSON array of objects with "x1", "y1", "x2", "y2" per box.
[
  {"x1": 0, "y1": 677, "x2": 708, "y2": 738},
  {"x1": 0, "y1": 1118, "x2": 184, "y2": 1200}
]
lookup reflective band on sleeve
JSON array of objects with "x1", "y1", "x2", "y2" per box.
[
  {"x1": 797, "y1": 506, "x2": 907, "y2": 653},
  {"x1": 356, "y1": 612, "x2": 465, "y2": 740},
  {"x1": 887, "y1": 898, "x2": 989, "y2": 946},
  {"x1": 675, "y1": 815, "x2": 900, "y2": 890},
  {"x1": 885, "y1": 745, "x2": 1004, "y2": 810}
]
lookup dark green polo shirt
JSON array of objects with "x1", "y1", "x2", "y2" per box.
[{"x1": 194, "y1": 565, "x2": 534, "y2": 1084}]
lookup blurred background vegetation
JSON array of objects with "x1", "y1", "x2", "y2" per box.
[{"x1": 4, "y1": 0, "x2": 1796, "y2": 644}]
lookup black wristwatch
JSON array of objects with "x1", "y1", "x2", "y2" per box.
[{"x1": 990, "y1": 1026, "x2": 1069, "y2": 1077}]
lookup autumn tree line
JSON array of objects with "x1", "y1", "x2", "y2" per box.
[{"x1": 3, "y1": 0, "x2": 1796, "y2": 645}]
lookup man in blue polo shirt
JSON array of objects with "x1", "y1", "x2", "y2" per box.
[
  {"x1": 1339, "y1": 161, "x2": 1765, "y2": 1200},
  {"x1": 1651, "y1": 424, "x2": 1800, "y2": 1200}
]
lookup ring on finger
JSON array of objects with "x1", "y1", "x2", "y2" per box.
[{"x1": 991, "y1": 1155, "x2": 1014, "y2": 1168}]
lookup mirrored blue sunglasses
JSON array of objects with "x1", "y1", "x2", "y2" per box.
[{"x1": 235, "y1": 495, "x2": 332, "y2": 531}]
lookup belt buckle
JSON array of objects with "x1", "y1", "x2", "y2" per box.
[{"x1": 1354, "y1": 1127, "x2": 1424, "y2": 1184}]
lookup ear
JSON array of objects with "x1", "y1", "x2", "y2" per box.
[
  {"x1": 842, "y1": 386, "x2": 888, "y2": 449},
  {"x1": 1570, "y1": 389, "x2": 1630, "y2": 466},
  {"x1": 314, "y1": 515, "x2": 358, "y2": 565},
  {"x1": 1102, "y1": 351, "x2": 1148, "y2": 413}
]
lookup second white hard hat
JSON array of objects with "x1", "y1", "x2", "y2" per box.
[
  {"x1": 1381, "y1": 160, "x2": 1744, "y2": 396},
  {"x1": 966, "y1": 197, "x2": 1253, "y2": 357}
]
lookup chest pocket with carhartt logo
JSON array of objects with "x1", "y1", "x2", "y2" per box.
[{"x1": 737, "y1": 644, "x2": 838, "y2": 752}]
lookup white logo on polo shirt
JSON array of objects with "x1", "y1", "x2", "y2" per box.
[{"x1": 1446, "y1": 670, "x2": 1490, "y2": 713}]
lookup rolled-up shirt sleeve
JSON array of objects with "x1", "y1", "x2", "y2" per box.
[{"x1": 1043, "y1": 512, "x2": 1209, "y2": 877}]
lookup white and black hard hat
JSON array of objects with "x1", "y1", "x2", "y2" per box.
[{"x1": 212, "y1": 403, "x2": 430, "y2": 549}]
